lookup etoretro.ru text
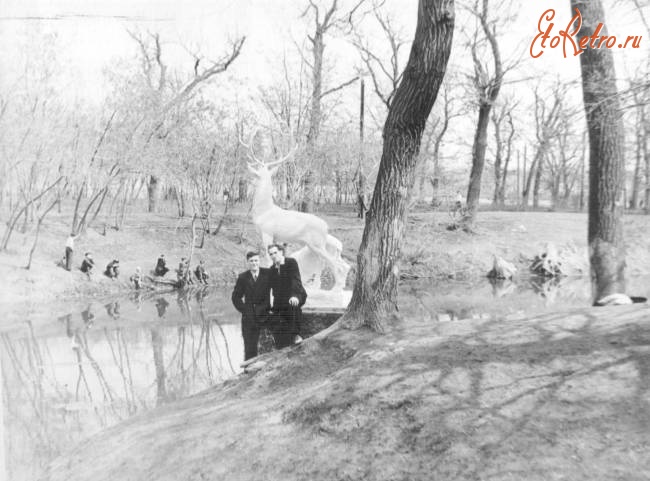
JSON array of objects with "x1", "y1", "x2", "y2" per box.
[{"x1": 530, "y1": 8, "x2": 642, "y2": 58}]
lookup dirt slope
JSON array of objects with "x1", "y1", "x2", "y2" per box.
[{"x1": 45, "y1": 300, "x2": 650, "y2": 481}]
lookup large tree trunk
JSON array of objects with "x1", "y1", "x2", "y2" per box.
[
  {"x1": 466, "y1": 103, "x2": 490, "y2": 223},
  {"x1": 302, "y1": 22, "x2": 325, "y2": 214},
  {"x1": 238, "y1": 178, "x2": 247, "y2": 203},
  {"x1": 532, "y1": 155, "x2": 544, "y2": 208},
  {"x1": 496, "y1": 113, "x2": 515, "y2": 206},
  {"x1": 492, "y1": 148, "x2": 503, "y2": 206},
  {"x1": 630, "y1": 120, "x2": 643, "y2": 209},
  {"x1": 522, "y1": 148, "x2": 543, "y2": 208},
  {"x1": 341, "y1": 0, "x2": 454, "y2": 332},
  {"x1": 174, "y1": 185, "x2": 186, "y2": 218},
  {"x1": 491, "y1": 110, "x2": 503, "y2": 206},
  {"x1": 357, "y1": 77, "x2": 366, "y2": 218},
  {"x1": 645, "y1": 119, "x2": 650, "y2": 214},
  {"x1": 147, "y1": 175, "x2": 160, "y2": 213},
  {"x1": 572, "y1": 0, "x2": 626, "y2": 302}
]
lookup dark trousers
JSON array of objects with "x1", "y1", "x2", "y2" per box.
[
  {"x1": 154, "y1": 266, "x2": 169, "y2": 276},
  {"x1": 270, "y1": 305, "x2": 301, "y2": 349},
  {"x1": 241, "y1": 317, "x2": 261, "y2": 361},
  {"x1": 65, "y1": 247, "x2": 73, "y2": 271}
]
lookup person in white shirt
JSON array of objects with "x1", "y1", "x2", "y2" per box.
[{"x1": 64, "y1": 233, "x2": 78, "y2": 271}]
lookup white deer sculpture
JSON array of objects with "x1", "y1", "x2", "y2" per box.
[{"x1": 241, "y1": 135, "x2": 350, "y2": 291}]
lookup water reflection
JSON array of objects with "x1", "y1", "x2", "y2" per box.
[
  {"x1": 3, "y1": 277, "x2": 650, "y2": 480},
  {"x1": 104, "y1": 301, "x2": 120, "y2": 320},
  {"x1": 1, "y1": 288, "x2": 243, "y2": 481},
  {"x1": 488, "y1": 278, "x2": 517, "y2": 298},
  {"x1": 411, "y1": 275, "x2": 650, "y2": 324}
]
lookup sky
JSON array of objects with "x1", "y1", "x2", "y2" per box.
[
  {"x1": 0, "y1": 0, "x2": 648, "y2": 161},
  {"x1": 0, "y1": 0, "x2": 647, "y2": 102}
]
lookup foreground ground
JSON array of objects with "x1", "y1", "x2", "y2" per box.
[{"x1": 44, "y1": 299, "x2": 650, "y2": 481}]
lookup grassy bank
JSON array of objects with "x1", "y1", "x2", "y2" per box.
[{"x1": 3, "y1": 204, "x2": 650, "y2": 318}]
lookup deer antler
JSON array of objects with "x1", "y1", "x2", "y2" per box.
[
  {"x1": 238, "y1": 128, "x2": 264, "y2": 166},
  {"x1": 265, "y1": 144, "x2": 297, "y2": 167}
]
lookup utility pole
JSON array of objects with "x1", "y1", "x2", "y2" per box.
[
  {"x1": 357, "y1": 77, "x2": 366, "y2": 219},
  {"x1": 516, "y1": 149, "x2": 520, "y2": 205},
  {"x1": 580, "y1": 154, "x2": 585, "y2": 211},
  {"x1": 522, "y1": 146, "x2": 527, "y2": 209}
]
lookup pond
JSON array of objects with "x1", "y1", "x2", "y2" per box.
[{"x1": 2, "y1": 275, "x2": 649, "y2": 480}]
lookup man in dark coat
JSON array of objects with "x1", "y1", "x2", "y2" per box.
[
  {"x1": 80, "y1": 252, "x2": 94, "y2": 279},
  {"x1": 154, "y1": 254, "x2": 169, "y2": 276},
  {"x1": 267, "y1": 243, "x2": 307, "y2": 349},
  {"x1": 194, "y1": 260, "x2": 209, "y2": 284},
  {"x1": 231, "y1": 251, "x2": 271, "y2": 361},
  {"x1": 104, "y1": 259, "x2": 120, "y2": 279}
]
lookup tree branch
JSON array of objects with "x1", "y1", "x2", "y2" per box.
[{"x1": 320, "y1": 76, "x2": 359, "y2": 98}]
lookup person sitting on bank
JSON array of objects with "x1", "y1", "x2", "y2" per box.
[
  {"x1": 176, "y1": 260, "x2": 193, "y2": 287},
  {"x1": 176, "y1": 261, "x2": 186, "y2": 286},
  {"x1": 184, "y1": 258, "x2": 194, "y2": 285},
  {"x1": 154, "y1": 254, "x2": 169, "y2": 277},
  {"x1": 80, "y1": 252, "x2": 94, "y2": 279},
  {"x1": 195, "y1": 260, "x2": 209, "y2": 284},
  {"x1": 130, "y1": 267, "x2": 143, "y2": 289},
  {"x1": 453, "y1": 190, "x2": 465, "y2": 214},
  {"x1": 105, "y1": 259, "x2": 120, "y2": 279}
]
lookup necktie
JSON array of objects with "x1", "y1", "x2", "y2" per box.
[{"x1": 253, "y1": 274, "x2": 257, "y2": 282}]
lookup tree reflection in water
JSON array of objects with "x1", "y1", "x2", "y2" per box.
[{"x1": 1, "y1": 288, "x2": 242, "y2": 481}]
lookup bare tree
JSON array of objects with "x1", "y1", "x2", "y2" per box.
[
  {"x1": 464, "y1": 0, "x2": 508, "y2": 227},
  {"x1": 258, "y1": 52, "x2": 312, "y2": 207},
  {"x1": 349, "y1": 2, "x2": 409, "y2": 216},
  {"x1": 1, "y1": 174, "x2": 64, "y2": 250},
  {"x1": 351, "y1": 0, "x2": 407, "y2": 110},
  {"x1": 545, "y1": 114, "x2": 581, "y2": 209},
  {"x1": 299, "y1": 0, "x2": 362, "y2": 212},
  {"x1": 521, "y1": 83, "x2": 564, "y2": 209},
  {"x1": 69, "y1": 111, "x2": 119, "y2": 235},
  {"x1": 0, "y1": 69, "x2": 71, "y2": 249},
  {"x1": 341, "y1": 0, "x2": 454, "y2": 332},
  {"x1": 126, "y1": 31, "x2": 245, "y2": 213},
  {"x1": 489, "y1": 96, "x2": 517, "y2": 206},
  {"x1": 629, "y1": 79, "x2": 649, "y2": 210},
  {"x1": 419, "y1": 81, "x2": 463, "y2": 206}
]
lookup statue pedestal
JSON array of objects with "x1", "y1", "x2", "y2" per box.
[{"x1": 304, "y1": 288, "x2": 352, "y2": 311}]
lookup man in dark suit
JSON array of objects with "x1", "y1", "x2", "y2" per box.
[
  {"x1": 154, "y1": 254, "x2": 169, "y2": 276},
  {"x1": 231, "y1": 251, "x2": 271, "y2": 361},
  {"x1": 267, "y1": 243, "x2": 307, "y2": 349}
]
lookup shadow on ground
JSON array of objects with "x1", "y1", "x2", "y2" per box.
[{"x1": 45, "y1": 300, "x2": 650, "y2": 481}]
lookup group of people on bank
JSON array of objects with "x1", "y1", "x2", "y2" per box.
[
  {"x1": 231, "y1": 244, "x2": 307, "y2": 361},
  {"x1": 65, "y1": 234, "x2": 122, "y2": 280},
  {"x1": 64, "y1": 233, "x2": 210, "y2": 289},
  {"x1": 154, "y1": 254, "x2": 210, "y2": 287}
]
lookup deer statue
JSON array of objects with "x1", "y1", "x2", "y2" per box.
[{"x1": 241, "y1": 133, "x2": 350, "y2": 291}]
